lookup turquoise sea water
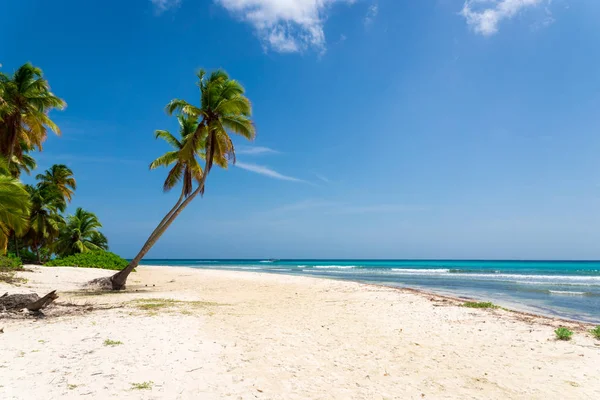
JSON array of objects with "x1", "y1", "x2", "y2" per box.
[{"x1": 139, "y1": 259, "x2": 600, "y2": 323}]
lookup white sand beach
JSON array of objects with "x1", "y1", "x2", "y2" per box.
[{"x1": 1, "y1": 266, "x2": 599, "y2": 399}]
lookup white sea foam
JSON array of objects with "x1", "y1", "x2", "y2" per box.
[
  {"x1": 312, "y1": 265, "x2": 357, "y2": 269},
  {"x1": 548, "y1": 290, "x2": 588, "y2": 296},
  {"x1": 391, "y1": 269, "x2": 450, "y2": 274}
]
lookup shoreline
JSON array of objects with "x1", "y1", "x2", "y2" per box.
[
  {"x1": 2, "y1": 265, "x2": 599, "y2": 399},
  {"x1": 141, "y1": 263, "x2": 600, "y2": 326}
]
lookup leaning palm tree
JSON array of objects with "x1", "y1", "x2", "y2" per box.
[
  {"x1": 94, "y1": 69, "x2": 255, "y2": 290},
  {"x1": 0, "y1": 63, "x2": 66, "y2": 163},
  {"x1": 0, "y1": 157, "x2": 30, "y2": 254},
  {"x1": 23, "y1": 184, "x2": 65, "y2": 263},
  {"x1": 54, "y1": 207, "x2": 108, "y2": 256},
  {"x1": 36, "y1": 164, "x2": 76, "y2": 202}
]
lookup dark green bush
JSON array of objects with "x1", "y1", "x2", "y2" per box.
[
  {"x1": 555, "y1": 327, "x2": 573, "y2": 341},
  {"x1": 0, "y1": 254, "x2": 22, "y2": 270},
  {"x1": 45, "y1": 251, "x2": 128, "y2": 271}
]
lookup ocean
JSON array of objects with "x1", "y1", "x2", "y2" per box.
[{"x1": 139, "y1": 259, "x2": 600, "y2": 323}]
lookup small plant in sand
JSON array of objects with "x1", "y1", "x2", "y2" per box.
[
  {"x1": 130, "y1": 381, "x2": 154, "y2": 390},
  {"x1": 590, "y1": 326, "x2": 600, "y2": 340},
  {"x1": 462, "y1": 301, "x2": 498, "y2": 309},
  {"x1": 103, "y1": 339, "x2": 123, "y2": 346},
  {"x1": 67, "y1": 384, "x2": 78, "y2": 390},
  {"x1": 555, "y1": 327, "x2": 573, "y2": 341}
]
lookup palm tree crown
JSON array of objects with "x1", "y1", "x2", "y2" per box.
[
  {"x1": 0, "y1": 63, "x2": 66, "y2": 162},
  {"x1": 36, "y1": 164, "x2": 76, "y2": 202},
  {"x1": 55, "y1": 207, "x2": 108, "y2": 256},
  {"x1": 165, "y1": 69, "x2": 255, "y2": 191},
  {"x1": 150, "y1": 114, "x2": 204, "y2": 197}
]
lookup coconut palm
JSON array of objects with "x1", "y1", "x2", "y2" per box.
[
  {"x1": 36, "y1": 164, "x2": 76, "y2": 202},
  {"x1": 99, "y1": 69, "x2": 255, "y2": 289},
  {"x1": 0, "y1": 63, "x2": 66, "y2": 162},
  {"x1": 149, "y1": 114, "x2": 204, "y2": 197},
  {"x1": 23, "y1": 184, "x2": 65, "y2": 263},
  {"x1": 55, "y1": 207, "x2": 108, "y2": 256},
  {"x1": 0, "y1": 157, "x2": 30, "y2": 254}
]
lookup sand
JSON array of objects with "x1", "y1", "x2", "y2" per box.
[{"x1": 1, "y1": 265, "x2": 599, "y2": 399}]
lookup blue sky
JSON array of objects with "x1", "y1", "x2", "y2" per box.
[{"x1": 2, "y1": 0, "x2": 600, "y2": 259}]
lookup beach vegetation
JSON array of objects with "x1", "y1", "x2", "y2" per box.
[
  {"x1": 590, "y1": 326, "x2": 600, "y2": 340},
  {"x1": 46, "y1": 251, "x2": 128, "y2": 270},
  {"x1": 130, "y1": 381, "x2": 154, "y2": 390},
  {"x1": 554, "y1": 327, "x2": 573, "y2": 341},
  {"x1": 54, "y1": 208, "x2": 108, "y2": 256},
  {"x1": 103, "y1": 339, "x2": 123, "y2": 346},
  {"x1": 0, "y1": 63, "x2": 66, "y2": 164},
  {"x1": 97, "y1": 68, "x2": 255, "y2": 290},
  {"x1": 0, "y1": 157, "x2": 31, "y2": 253},
  {"x1": 462, "y1": 301, "x2": 498, "y2": 309}
]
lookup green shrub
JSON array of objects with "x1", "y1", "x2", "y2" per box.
[
  {"x1": 590, "y1": 326, "x2": 600, "y2": 340},
  {"x1": 0, "y1": 254, "x2": 22, "y2": 270},
  {"x1": 45, "y1": 251, "x2": 128, "y2": 271},
  {"x1": 462, "y1": 301, "x2": 498, "y2": 309},
  {"x1": 555, "y1": 327, "x2": 573, "y2": 341}
]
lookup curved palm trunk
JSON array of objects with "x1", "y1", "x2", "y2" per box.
[
  {"x1": 109, "y1": 186, "x2": 203, "y2": 289},
  {"x1": 101, "y1": 158, "x2": 213, "y2": 290}
]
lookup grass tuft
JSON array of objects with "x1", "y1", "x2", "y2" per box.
[
  {"x1": 103, "y1": 339, "x2": 123, "y2": 347},
  {"x1": 130, "y1": 381, "x2": 153, "y2": 390},
  {"x1": 462, "y1": 301, "x2": 498, "y2": 309},
  {"x1": 555, "y1": 327, "x2": 573, "y2": 341},
  {"x1": 67, "y1": 384, "x2": 78, "y2": 390},
  {"x1": 133, "y1": 298, "x2": 222, "y2": 314},
  {"x1": 589, "y1": 326, "x2": 600, "y2": 340}
]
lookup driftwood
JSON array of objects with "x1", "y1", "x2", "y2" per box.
[{"x1": 0, "y1": 290, "x2": 59, "y2": 311}]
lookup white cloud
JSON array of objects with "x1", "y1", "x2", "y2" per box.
[
  {"x1": 461, "y1": 0, "x2": 546, "y2": 36},
  {"x1": 316, "y1": 174, "x2": 330, "y2": 183},
  {"x1": 236, "y1": 146, "x2": 279, "y2": 155},
  {"x1": 236, "y1": 161, "x2": 305, "y2": 182},
  {"x1": 215, "y1": 0, "x2": 356, "y2": 53},
  {"x1": 364, "y1": 3, "x2": 378, "y2": 26},
  {"x1": 151, "y1": 0, "x2": 181, "y2": 13}
]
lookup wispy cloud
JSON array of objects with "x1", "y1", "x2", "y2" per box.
[
  {"x1": 460, "y1": 0, "x2": 546, "y2": 36},
  {"x1": 236, "y1": 161, "x2": 305, "y2": 182},
  {"x1": 214, "y1": 0, "x2": 356, "y2": 53},
  {"x1": 364, "y1": 3, "x2": 379, "y2": 27},
  {"x1": 151, "y1": 0, "x2": 181, "y2": 14},
  {"x1": 332, "y1": 204, "x2": 426, "y2": 214},
  {"x1": 316, "y1": 174, "x2": 330, "y2": 183},
  {"x1": 236, "y1": 146, "x2": 279, "y2": 155}
]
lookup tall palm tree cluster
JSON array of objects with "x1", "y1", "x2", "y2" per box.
[
  {"x1": 1, "y1": 63, "x2": 108, "y2": 262},
  {"x1": 3, "y1": 62, "x2": 256, "y2": 286}
]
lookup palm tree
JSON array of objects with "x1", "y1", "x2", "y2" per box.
[
  {"x1": 23, "y1": 184, "x2": 65, "y2": 263},
  {"x1": 0, "y1": 63, "x2": 66, "y2": 163},
  {"x1": 0, "y1": 157, "x2": 30, "y2": 254},
  {"x1": 36, "y1": 164, "x2": 76, "y2": 202},
  {"x1": 55, "y1": 207, "x2": 108, "y2": 256},
  {"x1": 100, "y1": 69, "x2": 255, "y2": 289}
]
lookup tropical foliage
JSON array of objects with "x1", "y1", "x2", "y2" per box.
[
  {"x1": 0, "y1": 63, "x2": 113, "y2": 266},
  {"x1": 104, "y1": 68, "x2": 255, "y2": 289},
  {"x1": 46, "y1": 251, "x2": 127, "y2": 271},
  {"x1": 54, "y1": 207, "x2": 108, "y2": 256},
  {"x1": 0, "y1": 63, "x2": 65, "y2": 163},
  {"x1": 0, "y1": 157, "x2": 30, "y2": 253}
]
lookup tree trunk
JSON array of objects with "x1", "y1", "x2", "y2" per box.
[
  {"x1": 0, "y1": 290, "x2": 58, "y2": 311},
  {"x1": 14, "y1": 235, "x2": 19, "y2": 259},
  {"x1": 89, "y1": 158, "x2": 213, "y2": 290},
  {"x1": 108, "y1": 185, "x2": 204, "y2": 290}
]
